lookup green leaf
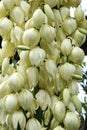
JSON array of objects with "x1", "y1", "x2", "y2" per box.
[{"x1": 17, "y1": 121, "x2": 21, "y2": 130}]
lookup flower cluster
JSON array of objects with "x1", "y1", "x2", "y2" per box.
[{"x1": 0, "y1": 0, "x2": 87, "y2": 130}]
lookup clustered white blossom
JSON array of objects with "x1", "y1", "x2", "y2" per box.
[{"x1": 0, "y1": 0, "x2": 87, "y2": 130}]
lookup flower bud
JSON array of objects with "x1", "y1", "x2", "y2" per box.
[
  {"x1": 12, "y1": 110, "x2": 26, "y2": 130},
  {"x1": 29, "y1": 47, "x2": 46, "y2": 66},
  {"x1": 59, "y1": 62, "x2": 76, "y2": 81},
  {"x1": 44, "y1": 4, "x2": 54, "y2": 21},
  {"x1": 18, "y1": 89, "x2": 36, "y2": 115},
  {"x1": 3, "y1": 93, "x2": 19, "y2": 113},
  {"x1": 52, "y1": 101, "x2": 66, "y2": 123},
  {"x1": 68, "y1": 47, "x2": 85, "y2": 64},
  {"x1": 22, "y1": 28, "x2": 40, "y2": 49},
  {"x1": 63, "y1": 18, "x2": 77, "y2": 35},
  {"x1": 40, "y1": 24, "x2": 56, "y2": 44},
  {"x1": 26, "y1": 118, "x2": 41, "y2": 130},
  {"x1": 60, "y1": 38, "x2": 72, "y2": 56},
  {"x1": 0, "y1": 17, "x2": 13, "y2": 37},
  {"x1": 8, "y1": 72, "x2": 25, "y2": 92},
  {"x1": 32, "y1": 8, "x2": 45, "y2": 28},
  {"x1": 10, "y1": 7, "x2": 24, "y2": 25},
  {"x1": 35, "y1": 89, "x2": 51, "y2": 110},
  {"x1": 64, "y1": 112, "x2": 80, "y2": 130},
  {"x1": 1, "y1": 57, "x2": 9, "y2": 75},
  {"x1": 27, "y1": 67, "x2": 39, "y2": 89}
]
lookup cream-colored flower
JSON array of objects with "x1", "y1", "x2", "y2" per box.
[
  {"x1": 0, "y1": 1, "x2": 7, "y2": 18},
  {"x1": 44, "y1": 4, "x2": 54, "y2": 21},
  {"x1": 29, "y1": 47, "x2": 46, "y2": 66},
  {"x1": 0, "y1": 80, "x2": 12, "y2": 98},
  {"x1": 25, "y1": 18, "x2": 34, "y2": 29},
  {"x1": 74, "y1": 6, "x2": 85, "y2": 22},
  {"x1": 19, "y1": 50, "x2": 30, "y2": 67},
  {"x1": 54, "y1": 72, "x2": 66, "y2": 93},
  {"x1": 60, "y1": 6, "x2": 70, "y2": 21},
  {"x1": 26, "y1": 118, "x2": 41, "y2": 130},
  {"x1": 44, "y1": 0, "x2": 58, "y2": 8},
  {"x1": 40, "y1": 24, "x2": 56, "y2": 44},
  {"x1": 72, "y1": 95, "x2": 82, "y2": 113},
  {"x1": 3, "y1": 0, "x2": 15, "y2": 10},
  {"x1": 45, "y1": 59, "x2": 57, "y2": 79},
  {"x1": 22, "y1": 28, "x2": 40, "y2": 49},
  {"x1": 53, "y1": 126, "x2": 66, "y2": 130},
  {"x1": 0, "y1": 17, "x2": 13, "y2": 37},
  {"x1": 3, "y1": 93, "x2": 19, "y2": 113},
  {"x1": 12, "y1": 110, "x2": 26, "y2": 130},
  {"x1": 8, "y1": 72, "x2": 25, "y2": 92},
  {"x1": 32, "y1": 8, "x2": 45, "y2": 28},
  {"x1": 18, "y1": 89, "x2": 36, "y2": 115},
  {"x1": 27, "y1": 67, "x2": 39, "y2": 89},
  {"x1": 59, "y1": 62, "x2": 76, "y2": 81},
  {"x1": 20, "y1": 1, "x2": 30, "y2": 21},
  {"x1": 63, "y1": 18, "x2": 77, "y2": 35},
  {"x1": 64, "y1": 112, "x2": 80, "y2": 130},
  {"x1": 10, "y1": 7, "x2": 24, "y2": 25},
  {"x1": 35, "y1": 89, "x2": 51, "y2": 110},
  {"x1": 1, "y1": 57, "x2": 9, "y2": 76},
  {"x1": 68, "y1": 81, "x2": 79, "y2": 95},
  {"x1": 10, "y1": 26, "x2": 23, "y2": 45},
  {"x1": 68, "y1": 47, "x2": 85, "y2": 64},
  {"x1": 72, "y1": 29, "x2": 86, "y2": 47},
  {"x1": 60, "y1": 38, "x2": 72, "y2": 56},
  {"x1": 52, "y1": 101, "x2": 66, "y2": 123},
  {"x1": 63, "y1": 88, "x2": 71, "y2": 106}
]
